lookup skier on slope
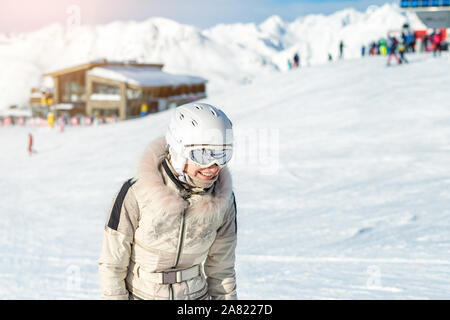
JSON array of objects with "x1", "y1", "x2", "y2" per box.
[
  {"x1": 339, "y1": 40, "x2": 344, "y2": 59},
  {"x1": 99, "y1": 103, "x2": 237, "y2": 300},
  {"x1": 387, "y1": 37, "x2": 401, "y2": 66},
  {"x1": 398, "y1": 40, "x2": 409, "y2": 64},
  {"x1": 293, "y1": 53, "x2": 300, "y2": 68},
  {"x1": 432, "y1": 29, "x2": 443, "y2": 57},
  {"x1": 28, "y1": 133, "x2": 34, "y2": 156}
]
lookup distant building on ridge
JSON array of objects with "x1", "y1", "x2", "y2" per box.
[{"x1": 400, "y1": 0, "x2": 450, "y2": 28}]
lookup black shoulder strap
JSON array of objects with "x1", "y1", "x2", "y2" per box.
[
  {"x1": 162, "y1": 158, "x2": 189, "y2": 192},
  {"x1": 232, "y1": 192, "x2": 237, "y2": 234},
  {"x1": 107, "y1": 178, "x2": 136, "y2": 230}
]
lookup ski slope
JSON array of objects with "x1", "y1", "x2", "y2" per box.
[{"x1": 1, "y1": 53, "x2": 450, "y2": 299}]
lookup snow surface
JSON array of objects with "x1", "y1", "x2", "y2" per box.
[
  {"x1": 0, "y1": 3, "x2": 426, "y2": 112},
  {"x1": 1, "y1": 52, "x2": 450, "y2": 299}
]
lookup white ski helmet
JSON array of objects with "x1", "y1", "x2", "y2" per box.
[{"x1": 165, "y1": 102, "x2": 233, "y2": 178}]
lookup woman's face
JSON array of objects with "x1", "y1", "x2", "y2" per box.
[{"x1": 184, "y1": 160, "x2": 221, "y2": 181}]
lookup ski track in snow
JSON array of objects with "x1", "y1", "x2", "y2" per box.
[
  {"x1": 239, "y1": 254, "x2": 450, "y2": 266},
  {"x1": 1, "y1": 53, "x2": 450, "y2": 299}
]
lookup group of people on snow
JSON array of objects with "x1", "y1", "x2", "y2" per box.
[
  {"x1": 360, "y1": 28, "x2": 446, "y2": 66},
  {"x1": 287, "y1": 40, "x2": 344, "y2": 69},
  {"x1": 362, "y1": 28, "x2": 445, "y2": 58}
]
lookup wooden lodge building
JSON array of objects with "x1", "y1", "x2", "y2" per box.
[{"x1": 33, "y1": 59, "x2": 207, "y2": 120}]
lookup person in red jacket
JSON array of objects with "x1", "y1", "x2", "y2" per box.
[
  {"x1": 432, "y1": 30, "x2": 443, "y2": 57},
  {"x1": 28, "y1": 133, "x2": 34, "y2": 156}
]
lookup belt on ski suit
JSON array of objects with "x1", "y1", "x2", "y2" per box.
[{"x1": 129, "y1": 261, "x2": 201, "y2": 284}]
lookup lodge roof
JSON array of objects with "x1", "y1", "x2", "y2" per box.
[
  {"x1": 44, "y1": 59, "x2": 164, "y2": 77},
  {"x1": 87, "y1": 65, "x2": 207, "y2": 88}
]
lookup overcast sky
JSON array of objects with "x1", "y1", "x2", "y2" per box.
[{"x1": 0, "y1": 0, "x2": 394, "y2": 33}]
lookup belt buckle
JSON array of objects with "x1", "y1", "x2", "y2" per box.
[{"x1": 162, "y1": 271, "x2": 177, "y2": 284}]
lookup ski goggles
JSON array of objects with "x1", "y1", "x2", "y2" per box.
[{"x1": 184, "y1": 144, "x2": 233, "y2": 168}]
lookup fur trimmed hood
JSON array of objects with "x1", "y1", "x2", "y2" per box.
[{"x1": 135, "y1": 137, "x2": 233, "y2": 216}]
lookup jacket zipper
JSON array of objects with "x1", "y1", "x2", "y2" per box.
[
  {"x1": 169, "y1": 196, "x2": 190, "y2": 300},
  {"x1": 173, "y1": 209, "x2": 186, "y2": 268}
]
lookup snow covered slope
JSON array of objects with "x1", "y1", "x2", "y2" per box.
[
  {"x1": 0, "y1": 3, "x2": 425, "y2": 112},
  {"x1": 1, "y1": 52, "x2": 450, "y2": 299}
]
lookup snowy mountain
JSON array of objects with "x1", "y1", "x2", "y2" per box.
[
  {"x1": 0, "y1": 3, "x2": 425, "y2": 112},
  {"x1": 1, "y1": 52, "x2": 450, "y2": 299}
]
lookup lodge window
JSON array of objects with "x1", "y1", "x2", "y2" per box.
[
  {"x1": 93, "y1": 82, "x2": 120, "y2": 95},
  {"x1": 59, "y1": 71, "x2": 86, "y2": 103},
  {"x1": 126, "y1": 88, "x2": 142, "y2": 100}
]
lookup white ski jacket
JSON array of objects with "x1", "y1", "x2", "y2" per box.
[{"x1": 98, "y1": 137, "x2": 237, "y2": 300}]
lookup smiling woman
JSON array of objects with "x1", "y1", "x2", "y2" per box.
[{"x1": 98, "y1": 102, "x2": 238, "y2": 300}]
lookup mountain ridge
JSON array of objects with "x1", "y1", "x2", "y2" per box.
[{"x1": 0, "y1": 3, "x2": 425, "y2": 111}]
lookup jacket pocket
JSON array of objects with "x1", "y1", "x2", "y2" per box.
[
  {"x1": 188, "y1": 281, "x2": 208, "y2": 300},
  {"x1": 195, "y1": 291, "x2": 210, "y2": 300}
]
